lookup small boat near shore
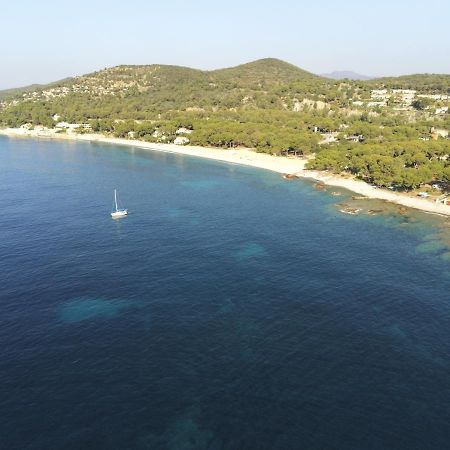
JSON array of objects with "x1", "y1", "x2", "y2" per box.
[{"x1": 111, "y1": 189, "x2": 128, "y2": 218}]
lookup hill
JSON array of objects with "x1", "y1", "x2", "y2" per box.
[
  {"x1": 0, "y1": 84, "x2": 44, "y2": 100},
  {"x1": 0, "y1": 78, "x2": 73, "y2": 101},
  {"x1": 212, "y1": 58, "x2": 321, "y2": 85},
  {"x1": 367, "y1": 73, "x2": 450, "y2": 92},
  {"x1": 0, "y1": 58, "x2": 332, "y2": 124},
  {"x1": 321, "y1": 71, "x2": 373, "y2": 81},
  {"x1": 1, "y1": 59, "x2": 449, "y2": 124}
]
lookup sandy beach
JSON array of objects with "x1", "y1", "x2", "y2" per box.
[{"x1": 1, "y1": 126, "x2": 449, "y2": 217}]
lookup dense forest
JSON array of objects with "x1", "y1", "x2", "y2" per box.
[{"x1": 1, "y1": 58, "x2": 449, "y2": 190}]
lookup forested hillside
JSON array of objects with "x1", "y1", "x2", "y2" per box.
[
  {"x1": 365, "y1": 74, "x2": 450, "y2": 92},
  {"x1": 1, "y1": 58, "x2": 449, "y2": 190},
  {"x1": 0, "y1": 59, "x2": 329, "y2": 121}
]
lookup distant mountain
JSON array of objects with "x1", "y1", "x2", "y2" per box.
[{"x1": 321, "y1": 71, "x2": 373, "y2": 81}]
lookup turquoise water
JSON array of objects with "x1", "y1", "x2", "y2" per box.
[{"x1": 1, "y1": 136, "x2": 450, "y2": 449}]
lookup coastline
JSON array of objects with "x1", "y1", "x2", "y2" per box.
[{"x1": 1, "y1": 127, "x2": 449, "y2": 217}]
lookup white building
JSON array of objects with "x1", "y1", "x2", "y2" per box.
[
  {"x1": 319, "y1": 133, "x2": 339, "y2": 144},
  {"x1": 418, "y1": 94, "x2": 450, "y2": 101},
  {"x1": 431, "y1": 127, "x2": 449, "y2": 138},
  {"x1": 436, "y1": 106, "x2": 449, "y2": 114},
  {"x1": 393, "y1": 89, "x2": 416, "y2": 95},
  {"x1": 56, "y1": 122, "x2": 80, "y2": 129},
  {"x1": 370, "y1": 89, "x2": 390, "y2": 100}
]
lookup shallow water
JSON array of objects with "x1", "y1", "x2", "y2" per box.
[{"x1": 1, "y1": 136, "x2": 450, "y2": 449}]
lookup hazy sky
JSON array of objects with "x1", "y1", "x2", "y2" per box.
[{"x1": 1, "y1": 0, "x2": 449, "y2": 89}]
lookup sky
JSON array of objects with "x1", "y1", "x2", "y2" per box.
[{"x1": 1, "y1": 0, "x2": 449, "y2": 89}]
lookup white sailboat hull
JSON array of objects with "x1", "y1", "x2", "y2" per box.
[{"x1": 111, "y1": 209, "x2": 128, "y2": 218}]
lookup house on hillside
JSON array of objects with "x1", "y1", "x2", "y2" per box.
[
  {"x1": 312, "y1": 126, "x2": 330, "y2": 133},
  {"x1": 431, "y1": 127, "x2": 449, "y2": 139},
  {"x1": 418, "y1": 94, "x2": 450, "y2": 101},
  {"x1": 280, "y1": 148, "x2": 303, "y2": 157},
  {"x1": 393, "y1": 89, "x2": 416, "y2": 95},
  {"x1": 319, "y1": 132, "x2": 339, "y2": 144},
  {"x1": 56, "y1": 122, "x2": 80, "y2": 130},
  {"x1": 436, "y1": 106, "x2": 448, "y2": 115},
  {"x1": 392, "y1": 89, "x2": 416, "y2": 106},
  {"x1": 344, "y1": 134, "x2": 365, "y2": 143},
  {"x1": 370, "y1": 89, "x2": 390, "y2": 101}
]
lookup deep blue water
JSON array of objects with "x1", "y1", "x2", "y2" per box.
[{"x1": 1, "y1": 136, "x2": 450, "y2": 449}]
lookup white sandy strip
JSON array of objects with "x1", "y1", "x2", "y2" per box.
[{"x1": 1, "y1": 127, "x2": 449, "y2": 217}]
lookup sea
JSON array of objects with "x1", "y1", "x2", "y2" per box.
[{"x1": 1, "y1": 136, "x2": 450, "y2": 450}]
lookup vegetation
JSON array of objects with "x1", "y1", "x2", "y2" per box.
[
  {"x1": 0, "y1": 58, "x2": 449, "y2": 190},
  {"x1": 365, "y1": 74, "x2": 450, "y2": 93},
  {"x1": 0, "y1": 77, "x2": 72, "y2": 100},
  {"x1": 308, "y1": 140, "x2": 450, "y2": 189}
]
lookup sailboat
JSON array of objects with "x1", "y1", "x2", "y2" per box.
[{"x1": 111, "y1": 189, "x2": 128, "y2": 218}]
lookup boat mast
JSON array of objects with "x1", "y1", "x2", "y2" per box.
[{"x1": 114, "y1": 189, "x2": 118, "y2": 211}]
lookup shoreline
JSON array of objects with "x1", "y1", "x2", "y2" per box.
[{"x1": 1, "y1": 127, "x2": 449, "y2": 217}]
